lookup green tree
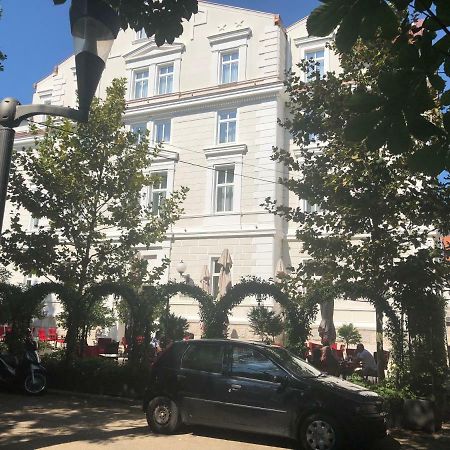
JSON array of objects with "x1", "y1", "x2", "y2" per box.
[
  {"x1": 337, "y1": 323, "x2": 362, "y2": 349},
  {"x1": 53, "y1": 0, "x2": 198, "y2": 46},
  {"x1": 267, "y1": 39, "x2": 449, "y2": 380},
  {"x1": 308, "y1": 0, "x2": 450, "y2": 174},
  {"x1": 248, "y1": 306, "x2": 284, "y2": 344},
  {"x1": 1, "y1": 78, "x2": 187, "y2": 361},
  {"x1": 158, "y1": 312, "x2": 189, "y2": 342}
]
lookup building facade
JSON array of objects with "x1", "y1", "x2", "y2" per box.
[{"x1": 8, "y1": 2, "x2": 380, "y2": 345}]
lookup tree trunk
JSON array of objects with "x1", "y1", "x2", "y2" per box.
[{"x1": 376, "y1": 308, "x2": 385, "y2": 381}]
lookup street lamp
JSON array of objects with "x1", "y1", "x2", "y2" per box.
[{"x1": 0, "y1": 0, "x2": 120, "y2": 232}]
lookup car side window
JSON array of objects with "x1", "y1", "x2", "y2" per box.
[
  {"x1": 231, "y1": 346, "x2": 286, "y2": 382},
  {"x1": 181, "y1": 343, "x2": 224, "y2": 374}
]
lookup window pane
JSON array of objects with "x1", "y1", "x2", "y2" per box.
[
  {"x1": 219, "y1": 123, "x2": 227, "y2": 143},
  {"x1": 225, "y1": 186, "x2": 233, "y2": 211},
  {"x1": 217, "y1": 169, "x2": 226, "y2": 185},
  {"x1": 228, "y1": 121, "x2": 236, "y2": 142},
  {"x1": 217, "y1": 186, "x2": 225, "y2": 212},
  {"x1": 231, "y1": 346, "x2": 285, "y2": 382},
  {"x1": 181, "y1": 344, "x2": 224, "y2": 373},
  {"x1": 230, "y1": 61, "x2": 238, "y2": 82},
  {"x1": 155, "y1": 121, "x2": 171, "y2": 142}
]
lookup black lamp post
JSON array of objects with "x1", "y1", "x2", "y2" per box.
[{"x1": 0, "y1": 0, "x2": 120, "y2": 232}]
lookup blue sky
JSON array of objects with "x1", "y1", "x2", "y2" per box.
[{"x1": 0, "y1": 0, "x2": 319, "y2": 103}]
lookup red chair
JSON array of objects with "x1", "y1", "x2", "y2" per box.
[
  {"x1": 48, "y1": 328, "x2": 57, "y2": 342},
  {"x1": 38, "y1": 328, "x2": 48, "y2": 342}
]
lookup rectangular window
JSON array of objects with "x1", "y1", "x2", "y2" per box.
[
  {"x1": 136, "y1": 28, "x2": 147, "y2": 40},
  {"x1": 154, "y1": 120, "x2": 171, "y2": 143},
  {"x1": 133, "y1": 69, "x2": 149, "y2": 99},
  {"x1": 215, "y1": 165, "x2": 234, "y2": 213},
  {"x1": 220, "y1": 50, "x2": 239, "y2": 84},
  {"x1": 305, "y1": 49, "x2": 325, "y2": 80},
  {"x1": 29, "y1": 215, "x2": 39, "y2": 231},
  {"x1": 181, "y1": 343, "x2": 224, "y2": 373},
  {"x1": 218, "y1": 110, "x2": 237, "y2": 144},
  {"x1": 130, "y1": 123, "x2": 147, "y2": 143},
  {"x1": 211, "y1": 258, "x2": 221, "y2": 299},
  {"x1": 157, "y1": 64, "x2": 174, "y2": 95},
  {"x1": 149, "y1": 171, "x2": 168, "y2": 215},
  {"x1": 303, "y1": 200, "x2": 321, "y2": 213}
]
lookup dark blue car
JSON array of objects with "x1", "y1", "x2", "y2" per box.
[{"x1": 143, "y1": 339, "x2": 386, "y2": 450}]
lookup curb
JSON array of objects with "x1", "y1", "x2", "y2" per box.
[{"x1": 47, "y1": 388, "x2": 142, "y2": 407}]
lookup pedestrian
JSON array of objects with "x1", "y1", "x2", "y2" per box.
[{"x1": 354, "y1": 343, "x2": 378, "y2": 377}]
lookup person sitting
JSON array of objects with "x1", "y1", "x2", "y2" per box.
[
  {"x1": 320, "y1": 344, "x2": 340, "y2": 376},
  {"x1": 354, "y1": 343, "x2": 378, "y2": 377}
]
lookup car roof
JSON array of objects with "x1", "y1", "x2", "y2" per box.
[{"x1": 173, "y1": 339, "x2": 281, "y2": 350}]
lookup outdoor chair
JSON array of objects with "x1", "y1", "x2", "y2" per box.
[
  {"x1": 38, "y1": 328, "x2": 48, "y2": 342},
  {"x1": 48, "y1": 328, "x2": 57, "y2": 342}
]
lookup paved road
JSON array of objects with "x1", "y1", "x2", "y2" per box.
[{"x1": 1, "y1": 390, "x2": 448, "y2": 450}]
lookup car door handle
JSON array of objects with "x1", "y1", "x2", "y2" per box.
[{"x1": 228, "y1": 384, "x2": 241, "y2": 392}]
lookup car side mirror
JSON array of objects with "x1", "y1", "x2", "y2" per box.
[{"x1": 273, "y1": 375, "x2": 289, "y2": 386}]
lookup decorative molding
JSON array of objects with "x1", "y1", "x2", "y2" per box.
[
  {"x1": 123, "y1": 41, "x2": 185, "y2": 65},
  {"x1": 203, "y1": 143, "x2": 247, "y2": 159},
  {"x1": 207, "y1": 27, "x2": 252, "y2": 48},
  {"x1": 293, "y1": 35, "x2": 333, "y2": 48}
]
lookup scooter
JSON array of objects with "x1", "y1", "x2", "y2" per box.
[{"x1": 0, "y1": 349, "x2": 47, "y2": 394}]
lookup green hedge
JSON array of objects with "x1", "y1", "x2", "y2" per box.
[{"x1": 42, "y1": 352, "x2": 151, "y2": 398}]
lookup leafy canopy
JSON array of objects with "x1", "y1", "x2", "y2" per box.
[
  {"x1": 1, "y1": 78, "x2": 187, "y2": 294},
  {"x1": 337, "y1": 323, "x2": 362, "y2": 348},
  {"x1": 53, "y1": 0, "x2": 198, "y2": 46},
  {"x1": 308, "y1": 0, "x2": 450, "y2": 173},
  {"x1": 248, "y1": 306, "x2": 284, "y2": 344}
]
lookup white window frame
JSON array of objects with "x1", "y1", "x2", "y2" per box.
[
  {"x1": 153, "y1": 119, "x2": 172, "y2": 143},
  {"x1": 145, "y1": 170, "x2": 169, "y2": 216},
  {"x1": 294, "y1": 36, "x2": 331, "y2": 83},
  {"x1": 219, "y1": 49, "x2": 239, "y2": 84},
  {"x1": 124, "y1": 42, "x2": 184, "y2": 100},
  {"x1": 156, "y1": 63, "x2": 174, "y2": 95},
  {"x1": 304, "y1": 48, "x2": 325, "y2": 81},
  {"x1": 130, "y1": 122, "x2": 148, "y2": 144},
  {"x1": 214, "y1": 165, "x2": 235, "y2": 213},
  {"x1": 29, "y1": 215, "x2": 40, "y2": 231},
  {"x1": 132, "y1": 68, "x2": 150, "y2": 99},
  {"x1": 217, "y1": 109, "x2": 237, "y2": 144},
  {"x1": 302, "y1": 199, "x2": 321, "y2": 214},
  {"x1": 210, "y1": 256, "x2": 221, "y2": 299},
  {"x1": 203, "y1": 143, "x2": 247, "y2": 215},
  {"x1": 208, "y1": 28, "x2": 251, "y2": 85}
]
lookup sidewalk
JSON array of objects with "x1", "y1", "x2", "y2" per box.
[{"x1": 366, "y1": 423, "x2": 450, "y2": 450}]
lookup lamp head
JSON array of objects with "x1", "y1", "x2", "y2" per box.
[
  {"x1": 70, "y1": 0, "x2": 120, "y2": 118},
  {"x1": 176, "y1": 260, "x2": 187, "y2": 276}
]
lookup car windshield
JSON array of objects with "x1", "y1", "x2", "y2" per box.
[{"x1": 266, "y1": 346, "x2": 322, "y2": 378}]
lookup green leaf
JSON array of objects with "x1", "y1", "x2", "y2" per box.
[
  {"x1": 435, "y1": 0, "x2": 450, "y2": 25},
  {"x1": 408, "y1": 145, "x2": 447, "y2": 176},
  {"x1": 307, "y1": 0, "x2": 348, "y2": 37},
  {"x1": 378, "y1": 1, "x2": 400, "y2": 39},
  {"x1": 414, "y1": 0, "x2": 432, "y2": 12},
  {"x1": 443, "y1": 111, "x2": 450, "y2": 134},
  {"x1": 387, "y1": 115, "x2": 412, "y2": 154},
  {"x1": 441, "y1": 90, "x2": 450, "y2": 106},
  {"x1": 405, "y1": 112, "x2": 443, "y2": 141},
  {"x1": 428, "y1": 74, "x2": 446, "y2": 92},
  {"x1": 346, "y1": 91, "x2": 384, "y2": 113},
  {"x1": 335, "y1": 5, "x2": 363, "y2": 53},
  {"x1": 345, "y1": 111, "x2": 382, "y2": 142}
]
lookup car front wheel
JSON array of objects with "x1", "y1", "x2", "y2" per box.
[
  {"x1": 299, "y1": 413, "x2": 343, "y2": 450},
  {"x1": 146, "y1": 396, "x2": 180, "y2": 434}
]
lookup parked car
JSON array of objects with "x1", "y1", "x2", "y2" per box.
[{"x1": 143, "y1": 339, "x2": 386, "y2": 450}]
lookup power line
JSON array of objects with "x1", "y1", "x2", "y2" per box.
[{"x1": 28, "y1": 119, "x2": 282, "y2": 186}]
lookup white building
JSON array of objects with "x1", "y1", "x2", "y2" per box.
[{"x1": 7, "y1": 2, "x2": 380, "y2": 345}]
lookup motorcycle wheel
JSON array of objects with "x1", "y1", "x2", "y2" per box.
[{"x1": 24, "y1": 372, "x2": 46, "y2": 395}]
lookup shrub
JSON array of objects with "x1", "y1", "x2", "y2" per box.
[{"x1": 42, "y1": 353, "x2": 151, "y2": 398}]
